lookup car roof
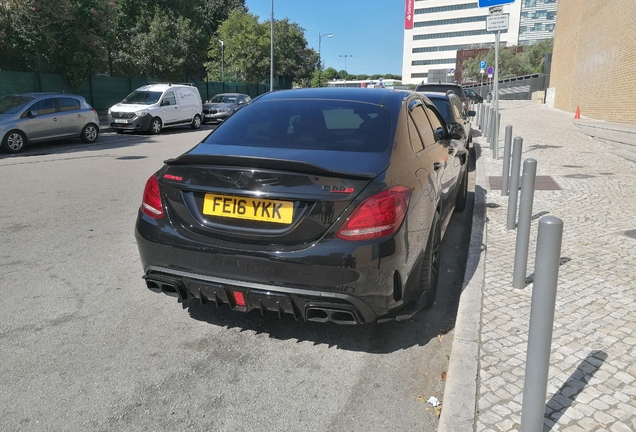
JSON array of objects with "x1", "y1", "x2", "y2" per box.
[
  {"x1": 136, "y1": 83, "x2": 194, "y2": 92},
  {"x1": 255, "y1": 87, "x2": 411, "y2": 105},
  {"x1": 5, "y1": 92, "x2": 85, "y2": 99},
  {"x1": 213, "y1": 93, "x2": 248, "y2": 97}
]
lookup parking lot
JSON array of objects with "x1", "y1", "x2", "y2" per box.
[{"x1": 0, "y1": 126, "x2": 475, "y2": 431}]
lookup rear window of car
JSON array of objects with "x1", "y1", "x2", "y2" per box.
[
  {"x1": 428, "y1": 98, "x2": 453, "y2": 124},
  {"x1": 203, "y1": 99, "x2": 392, "y2": 152},
  {"x1": 416, "y1": 85, "x2": 465, "y2": 100}
]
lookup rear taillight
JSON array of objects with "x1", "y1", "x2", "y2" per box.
[
  {"x1": 336, "y1": 186, "x2": 411, "y2": 241},
  {"x1": 141, "y1": 174, "x2": 164, "y2": 219},
  {"x1": 90, "y1": 108, "x2": 97, "y2": 116}
]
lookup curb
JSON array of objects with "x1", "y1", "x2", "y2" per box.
[{"x1": 438, "y1": 141, "x2": 488, "y2": 432}]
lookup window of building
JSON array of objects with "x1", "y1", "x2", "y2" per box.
[
  {"x1": 536, "y1": 10, "x2": 547, "y2": 17},
  {"x1": 545, "y1": 24, "x2": 555, "y2": 31},
  {"x1": 412, "y1": 58, "x2": 457, "y2": 66},
  {"x1": 411, "y1": 73, "x2": 429, "y2": 78},
  {"x1": 533, "y1": 23, "x2": 543, "y2": 31},
  {"x1": 413, "y1": 29, "x2": 506, "y2": 41},
  {"x1": 413, "y1": 42, "x2": 495, "y2": 53},
  {"x1": 414, "y1": 16, "x2": 486, "y2": 28},
  {"x1": 524, "y1": 0, "x2": 536, "y2": 6},
  {"x1": 519, "y1": 26, "x2": 527, "y2": 33},
  {"x1": 414, "y1": 3, "x2": 477, "y2": 14},
  {"x1": 547, "y1": 11, "x2": 556, "y2": 20}
]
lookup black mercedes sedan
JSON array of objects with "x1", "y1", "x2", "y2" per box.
[{"x1": 135, "y1": 88, "x2": 468, "y2": 324}]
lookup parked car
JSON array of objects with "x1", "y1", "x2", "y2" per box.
[
  {"x1": 422, "y1": 91, "x2": 476, "y2": 149},
  {"x1": 108, "y1": 83, "x2": 202, "y2": 134},
  {"x1": 0, "y1": 93, "x2": 100, "y2": 153},
  {"x1": 414, "y1": 82, "x2": 469, "y2": 113},
  {"x1": 135, "y1": 88, "x2": 468, "y2": 325},
  {"x1": 202, "y1": 93, "x2": 251, "y2": 124},
  {"x1": 463, "y1": 88, "x2": 483, "y2": 103}
]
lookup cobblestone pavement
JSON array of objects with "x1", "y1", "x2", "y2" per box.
[{"x1": 474, "y1": 101, "x2": 636, "y2": 432}]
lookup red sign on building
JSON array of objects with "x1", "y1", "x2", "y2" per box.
[{"x1": 405, "y1": 0, "x2": 414, "y2": 29}]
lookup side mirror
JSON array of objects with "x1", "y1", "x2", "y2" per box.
[
  {"x1": 468, "y1": 110, "x2": 476, "y2": 117},
  {"x1": 160, "y1": 100, "x2": 170, "y2": 106},
  {"x1": 449, "y1": 123, "x2": 465, "y2": 140}
]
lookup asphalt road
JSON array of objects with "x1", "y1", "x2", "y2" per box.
[{"x1": 0, "y1": 126, "x2": 475, "y2": 432}]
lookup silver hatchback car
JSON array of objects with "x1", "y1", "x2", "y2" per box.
[{"x1": 0, "y1": 93, "x2": 100, "y2": 153}]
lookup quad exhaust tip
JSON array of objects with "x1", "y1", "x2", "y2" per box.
[{"x1": 306, "y1": 307, "x2": 359, "y2": 325}]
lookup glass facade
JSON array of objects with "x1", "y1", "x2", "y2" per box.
[{"x1": 519, "y1": 0, "x2": 558, "y2": 44}]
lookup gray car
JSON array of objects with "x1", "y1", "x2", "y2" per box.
[
  {"x1": 202, "y1": 93, "x2": 251, "y2": 124},
  {"x1": 0, "y1": 93, "x2": 100, "y2": 153}
]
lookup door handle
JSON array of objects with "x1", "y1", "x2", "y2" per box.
[
  {"x1": 433, "y1": 162, "x2": 442, "y2": 171},
  {"x1": 52, "y1": 118, "x2": 58, "y2": 121},
  {"x1": 77, "y1": 114, "x2": 82, "y2": 117}
]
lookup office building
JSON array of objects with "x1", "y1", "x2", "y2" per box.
[{"x1": 402, "y1": 0, "x2": 557, "y2": 85}]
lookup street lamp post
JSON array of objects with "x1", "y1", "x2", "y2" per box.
[
  {"x1": 270, "y1": 0, "x2": 274, "y2": 92},
  {"x1": 317, "y1": 32, "x2": 333, "y2": 87},
  {"x1": 219, "y1": 40, "x2": 224, "y2": 92},
  {"x1": 339, "y1": 54, "x2": 352, "y2": 75}
]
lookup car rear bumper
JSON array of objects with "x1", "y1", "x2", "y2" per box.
[{"x1": 135, "y1": 213, "x2": 417, "y2": 324}]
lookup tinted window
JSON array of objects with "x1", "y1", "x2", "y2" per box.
[
  {"x1": 58, "y1": 98, "x2": 80, "y2": 111},
  {"x1": 122, "y1": 91, "x2": 162, "y2": 105},
  {"x1": 425, "y1": 106, "x2": 445, "y2": 142},
  {"x1": 416, "y1": 84, "x2": 465, "y2": 100},
  {"x1": 429, "y1": 98, "x2": 453, "y2": 124},
  {"x1": 30, "y1": 98, "x2": 57, "y2": 115},
  {"x1": 210, "y1": 94, "x2": 238, "y2": 103},
  {"x1": 409, "y1": 101, "x2": 436, "y2": 149},
  {"x1": 450, "y1": 97, "x2": 464, "y2": 120},
  {"x1": 162, "y1": 92, "x2": 176, "y2": 106},
  {"x1": 204, "y1": 100, "x2": 392, "y2": 152},
  {"x1": 0, "y1": 95, "x2": 34, "y2": 114}
]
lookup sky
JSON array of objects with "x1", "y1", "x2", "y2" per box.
[{"x1": 244, "y1": 0, "x2": 405, "y2": 77}]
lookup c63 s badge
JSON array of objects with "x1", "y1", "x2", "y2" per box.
[{"x1": 323, "y1": 186, "x2": 355, "y2": 193}]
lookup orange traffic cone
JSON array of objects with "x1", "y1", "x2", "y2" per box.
[{"x1": 574, "y1": 106, "x2": 581, "y2": 120}]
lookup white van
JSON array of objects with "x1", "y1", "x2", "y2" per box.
[{"x1": 108, "y1": 83, "x2": 203, "y2": 134}]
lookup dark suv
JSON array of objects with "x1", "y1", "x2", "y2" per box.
[{"x1": 414, "y1": 83, "x2": 468, "y2": 113}]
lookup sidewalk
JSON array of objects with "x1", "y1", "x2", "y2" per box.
[{"x1": 440, "y1": 101, "x2": 636, "y2": 432}]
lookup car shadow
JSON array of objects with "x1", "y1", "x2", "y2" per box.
[
  {"x1": 0, "y1": 125, "x2": 216, "y2": 159},
  {"x1": 182, "y1": 155, "x2": 477, "y2": 353}
]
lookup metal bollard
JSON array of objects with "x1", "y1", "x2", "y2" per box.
[
  {"x1": 488, "y1": 107, "x2": 495, "y2": 148},
  {"x1": 477, "y1": 104, "x2": 483, "y2": 128},
  {"x1": 494, "y1": 112, "x2": 501, "y2": 158},
  {"x1": 520, "y1": 216, "x2": 563, "y2": 432},
  {"x1": 487, "y1": 107, "x2": 493, "y2": 141},
  {"x1": 483, "y1": 106, "x2": 489, "y2": 137},
  {"x1": 506, "y1": 137, "x2": 523, "y2": 230},
  {"x1": 513, "y1": 158, "x2": 537, "y2": 288},
  {"x1": 501, "y1": 125, "x2": 513, "y2": 196}
]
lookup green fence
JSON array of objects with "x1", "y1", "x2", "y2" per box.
[{"x1": 0, "y1": 71, "x2": 290, "y2": 111}]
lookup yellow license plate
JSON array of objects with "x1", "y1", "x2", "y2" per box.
[{"x1": 202, "y1": 194, "x2": 294, "y2": 224}]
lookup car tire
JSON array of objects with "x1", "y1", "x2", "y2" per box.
[
  {"x1": 116, "y1": 130, "x2": 125, "y2": 134},
  {"x1": 1, "y1": 130, "x2": 27, "y2": 153},
  {"x1": 419, "y1": 211, "x2": 441, "y2": 310},
  {"x1": 191, "y1": 114, "x2": 202, "y2": 129},
  {"x1": 80, "y1": 123, "x2": 99, "y2": 143},
  {"x1": 148, "y1": 117, "x2": 162, "y2": 135},
  {"x1": 455, "y1": 167, "x2": 468, "y2": 213}
]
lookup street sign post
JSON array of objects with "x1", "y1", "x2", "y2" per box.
[{"x1": 487, "y1": 14, "x2": 509, "y2": 31}]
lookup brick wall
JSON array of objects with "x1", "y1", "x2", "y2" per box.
[{"x1": 551, "y1": 0, "x2": 636, "y2": 124}]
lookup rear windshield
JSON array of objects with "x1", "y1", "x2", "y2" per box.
[
  {"x1": 429, "y1": 98, "x2": 453, "y2": 124},
  {"x1": 122, "y1": 91, "x2": 163, "y2": 105},
  {"x1": 0, "y1": 95, "x2": 34, "y2": 114},
  {"x1": 416, "y1": 85, "x2": 465, "y2": 99},
  {"x1": 203, "y1": 99, "x2": 392, "y2": 152}
]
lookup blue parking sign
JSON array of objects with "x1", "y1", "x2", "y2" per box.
[
  {"x1": 478, "y1": 0, "x2": 514, "y2": 7},
  {"x1": 480, "y1": 60, "x2": 487, "y2": 69}
]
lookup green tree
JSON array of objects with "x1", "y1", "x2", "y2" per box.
[
  {"x1": 461, "y1": 40, "x2": 554, "y2": 83},
  {"x1": 0, "y1": 0, "x2": 118, "y2": 86}
]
